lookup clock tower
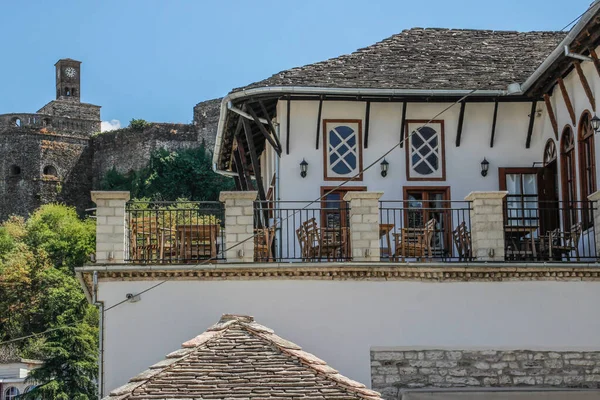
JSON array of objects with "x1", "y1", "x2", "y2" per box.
[{"x1": 55, "y1": 59, "x2": 81, "y2": 102}]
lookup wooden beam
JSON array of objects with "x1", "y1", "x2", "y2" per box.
[
  {"x1": 315, "y1": 98, "x2": 323, "y2": 150},
  {"x1": 525, "y1": 100, "x2": 538, "y2": 149},
  {"x1": 490, "y1": 100, "x2": 499, "y2": 148},
  {"x1": 364, "y1": 101, "x2": 371, "y2": 148},
  {"x1": 455, "y1": 101, "x2": 466, "y2": 147},
  {"x1": 241, "y1": 112, "x2": 267, "y2": 203},
  {"x1": 246, "y1": 105, "x2": 282, "y2": 155},
  {"x1": 233, "y1": 142, "x2": 252, "y2": 191},
  {"x1": 574, "y1": 61, "x2": 596, "y2": 112},
  {"x1": 399, "y1": 102, "x2": 407, "y2": 148},
  {"x1": 543, "y1": 93, "x2": 559, "y2": 140},
  {"x1": 286, "y1": 97, "x2": 291, "y2": 155},
  {"x1": 558, "y1": 78, "x2": 577, "y2": 125},
  {"x1": 590, "y1": 48, "x2": 600, "y2": 79},
  {"x1": 233, "y1": 174, "x2": 242, "y2": 191},
  {"x1": 257, "y1": 99, "x2": 282, "y2": 151}
]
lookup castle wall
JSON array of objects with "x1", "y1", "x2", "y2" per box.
[{"x1": 193, "y1": 98, "x2": 221, "y2": 151}]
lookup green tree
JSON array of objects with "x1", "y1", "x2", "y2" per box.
[
  {"x1": 0, "y1": 205, "x2": 98, "y2": 399},
  {"x1": 101, "y1": 142, "x2": 235, "y2": 201}
]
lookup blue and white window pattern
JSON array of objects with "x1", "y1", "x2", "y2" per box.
[
  {"x1": 324, "y1": 120, "x2": 362, "y2": 180},
  {"x1": 406, "y1": 121, "x2": 445, "y2": 180}
]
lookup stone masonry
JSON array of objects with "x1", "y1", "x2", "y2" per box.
[
  {"x1": 344, "y1": 191, "x2": 384, "y2": 262},
  {"x1": 220, "y1": 191, "x2": 258, "y2": 263},
  {"x1": 465, "y1": 191, "x2": 507, "y2": 261},
  {"x1": 92, "y1": 191, "x2": 130, "y2": 263},
  {"x1": 371, "y1": 348, "x2": 600, "y2": 399}
]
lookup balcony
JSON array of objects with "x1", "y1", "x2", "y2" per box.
[{"x1": 91, "y1": 191, "x2": 600, "y2": 266}]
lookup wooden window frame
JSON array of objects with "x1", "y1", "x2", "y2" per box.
[
  {"x1": 320, "y1": 186, "x2": 366, "y2": 228},
  {"x1": 404, "y1": 120, "x2": 446, "y2": 181},
  {"x1": 402, "y1": 186, "x2": 451, "y2": 253},
  {"x1": 322, "y1": 119, "x2": 363, "y2": 181},
  {"x1": 578, "y1": 110, "x2": 596, "y2": 229},
  {"x1": 561, "y1": 125, "x2": 578, "y2": 228}
]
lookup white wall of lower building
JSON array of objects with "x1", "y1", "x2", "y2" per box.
[{"x1": 99, "y1": 279, "x2": 600, "y2": 393}]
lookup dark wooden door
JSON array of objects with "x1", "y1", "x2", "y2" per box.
[{"x1": 537, "y1": 161, "x2": 559, "y2": 235}]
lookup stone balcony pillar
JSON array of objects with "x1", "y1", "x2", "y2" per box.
[
  {"x1": 588, "y1": 191, "x2": 600, "y2": 255},
  {"x1": 91, "y1": 191, "x2": 130, "y2": 264},
  {"x1": 219, "y1": 191, "x2": 258, "y2": 263},
  {"x1": 343, "y1": 191, "x2": 384, "y2": 262},
  {"x1": 465, "y1": 191, "x2": 508, "y2": 262}
]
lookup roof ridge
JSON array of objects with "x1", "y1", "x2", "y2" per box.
[{"x1": 104, "y1": 314, "x2": 382, "y2": 400}]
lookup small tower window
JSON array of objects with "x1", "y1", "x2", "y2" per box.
[
  {"x1": 66, "y1": 87, "x2": 71, "y2": 96},
  {"x1": 43, "y1": 165, "x2": 58, "y2": 177},
  {"x1": 12, "y1": 117, "x2": 21, "y2": 127},
  {"x1": 9, "y1": 165, "x2": 21, "y2": 176}
]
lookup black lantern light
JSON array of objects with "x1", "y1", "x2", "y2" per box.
[
  {"x1": 380, "y1": 159, "x2": 389, "y2": 177},
  {"x1": 300, "y1": 159, "x2": 308, "y2": 178},
  {"x1": 480, "y1": 158, "x2": 489, "y2": 177},
  {"x1": 592, "y1": 114, "x2": 600, "y2": 133}
]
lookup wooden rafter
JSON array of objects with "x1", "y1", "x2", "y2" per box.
[
  {"x1": 315, "y1": 98, "x2": 323, "y2": 150},
  {"x1": 246, "y1": 105, "x2": 282, "y2": 156},
  {"x1": 558, "y1": 78, "x2": 577, "y2": 125},
  {"x1": 525, "y1": 100, "x2": 538, "y2": 149},
  {"x1": 489, "y1": 100, "x2": 499, "y2": 148},
  {"x1": 399, "y1": 102, "x2": 407, "y2": 148},
  {"x1": 364, "y1": 101, "x2": 371, "y2": 148},
  {"x1": 590, "y1": 48, "x2": 600, "y2": 78},
  {"x1": 455, "y1": 101, "x2": 466, "y2": 147},
  {"x1": 543, "y1": 94, "x2": 559, "y2": 140},
  {"x1": 233, "y1": 139, "x2": 253, "y2": 191},
  {"x1": 258, "y1": 100, "x2": 277, "y2": 136},
  {"x1": 240, "y1": 110, "x2": 267, "y2": 203},
  {"x1": 574, "y1": 61, "x2": 596, "y2": 112}
]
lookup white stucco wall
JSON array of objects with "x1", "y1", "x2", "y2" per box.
[
  {"x1": 263, "y1": 47, "x2": 600, "y2": 204},
  {"x1": 99, "y1": 279, "x2": 600, "y2": 393}
]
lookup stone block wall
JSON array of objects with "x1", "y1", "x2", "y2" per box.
[
  {"x1": 371, "y1": 348, "x2": 600, "y2": 399},
  {"x1": 220, "y1": 191, "x2": 257, "y2": 262},
  {"x1": 92, "y1": 191, "x2": 130, "y2": 263}
]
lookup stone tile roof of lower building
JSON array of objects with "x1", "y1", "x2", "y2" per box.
[
  {"x1": 233, "y1": 29, "x2": 566, "y2": 92},
  {"x1": 104, "y1": 314, "x2": 381, "y2": 400}
]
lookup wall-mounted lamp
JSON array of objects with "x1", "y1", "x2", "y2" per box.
[
  {"x1": 300, "y1": 159, "x2": 308, "y2": 178},
  {"x1": 380, "y1": 159, "x2": 389, "y2": 177},
  {"x1": 481, "y1": 158, "x2": 489, "y2": 177},
  {"x1": 592, "y1": 114, "x2": 600, "y2": 133}
]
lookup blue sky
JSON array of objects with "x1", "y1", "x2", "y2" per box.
[{"x1": 0, "y1": 0, "x2": 591, "y2": 129}]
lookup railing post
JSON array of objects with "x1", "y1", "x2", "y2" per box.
[
  {"x1": 91, "y1": 191, "x2": 130, "y2": 264},
  {"x1": 588, "y1": 191, "x2": 600, "y2": 256},
  {"x1": 465, "y1": 191, "x2": 508, "y2": 262},
  {"x1": 343, "y1": 191, "x2": 384, "y2": 262},
  {"x1": 219, "y1": 191, "x2": 258, "y2": 263}
]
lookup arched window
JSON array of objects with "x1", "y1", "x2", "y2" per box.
[
  {"x1": 543, "y1": 139, "x2": 557, "y2": 166},
  {"x1": 12, "y1": 117, "x2": 21, "y2": 127},
  {"x1": 578, "y1": 111, "x2": 596, "y2": 228},
  {"x1": 43, "y1": 165, "x2": 58, "y2": 177},
  {"x1": 4, "y1": 387, "x2": 20, "y2": 400},
  {"x1": 561, "y1": 126, "x2": 578, "y2": 228},
  {"x1": 9, "y1": 165, "x2": 21, "y2": 176},
  {"x1": 66, "y1": 87, "x2": 71, "y2": 96}
]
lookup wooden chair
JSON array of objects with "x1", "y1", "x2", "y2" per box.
[
  {"x1": 129, "y1": 215, "x2": 162, "y2": 262},
  {"x1": 546, "y1": 222, "x2": 582, "y2": 261},
  {"x1": 255, "y1": 225, "x2": 276, "y2": 262},
  {"x1": 302, "y1": 218, "x2": 342, "y2": 261},
  {"x1": 296, "y1": 226, "x2": 313, "y2": 261},
  {"x1": 393, "y1": 218, "x2": 436, "y2": 262},
  {"x1": 452, "y1": 221, "x2": 472, "y2": 261}
]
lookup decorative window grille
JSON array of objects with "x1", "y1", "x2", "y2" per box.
[
  {"x1": 323, "y1": 120, "x2": 363, "y2": 181},
  {"x1": 406, "y1": 120, "x2": 445, "y2": 181}
]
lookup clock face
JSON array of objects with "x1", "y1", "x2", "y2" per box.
[{"x1": 64, "y1": 67, "x2": 77, "y2": 78}]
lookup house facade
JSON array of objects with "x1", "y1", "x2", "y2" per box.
[
  {"x1": 0, "y1": 359, "x2": 41, "y2": 400},
  {"x1": 78, "y1": 2, "x2": 600, "y2": 399}
]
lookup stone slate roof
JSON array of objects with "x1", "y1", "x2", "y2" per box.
[
  {"x1": 234, "y1": 29, "x2": 566, "y2": 92},
  {"x1": 104, "y1": 315, "x2": 381, "y2": 400}
]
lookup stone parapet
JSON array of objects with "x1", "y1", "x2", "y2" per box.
[
  {"x1": 465, "y1": 191, "x2": 508, "y2": 262},
  {"x1": 371, "y1": 348, "x2": 600, "y2": 398},
  {"x1": 91, "y1": 191, "x2": 130, "y2": 263},
  {"x1": 343, "y1": 191, "x2": 384, "y2": 262},
  {"x1": 219, "y1": 191, "x2": 258, "y2": 263}
]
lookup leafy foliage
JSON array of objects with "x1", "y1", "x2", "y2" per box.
[
  {"x1": 129, "y1": 118, "x2": 152, "y2": 132},
  {"x1": 101, "y1": 142, "x2": 235, "y2": 201},
  {"x1": 0, "y1": 205, "x2": 97, "y2": 399}
]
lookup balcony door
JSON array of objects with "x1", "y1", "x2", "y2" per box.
[{"x1": 320, "y1": 186, "x2": 366, "y2": 229}]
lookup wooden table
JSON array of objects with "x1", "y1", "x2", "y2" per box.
[
  {"x1": 504, "y1": 225, "x2": 538, "y2": 259},
  {"x1": 176, "y1": 224, "x2": 219, "y2": 261},
  {"x1": 379, "y1": 223, "x2": 394, "y2": 259}
]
